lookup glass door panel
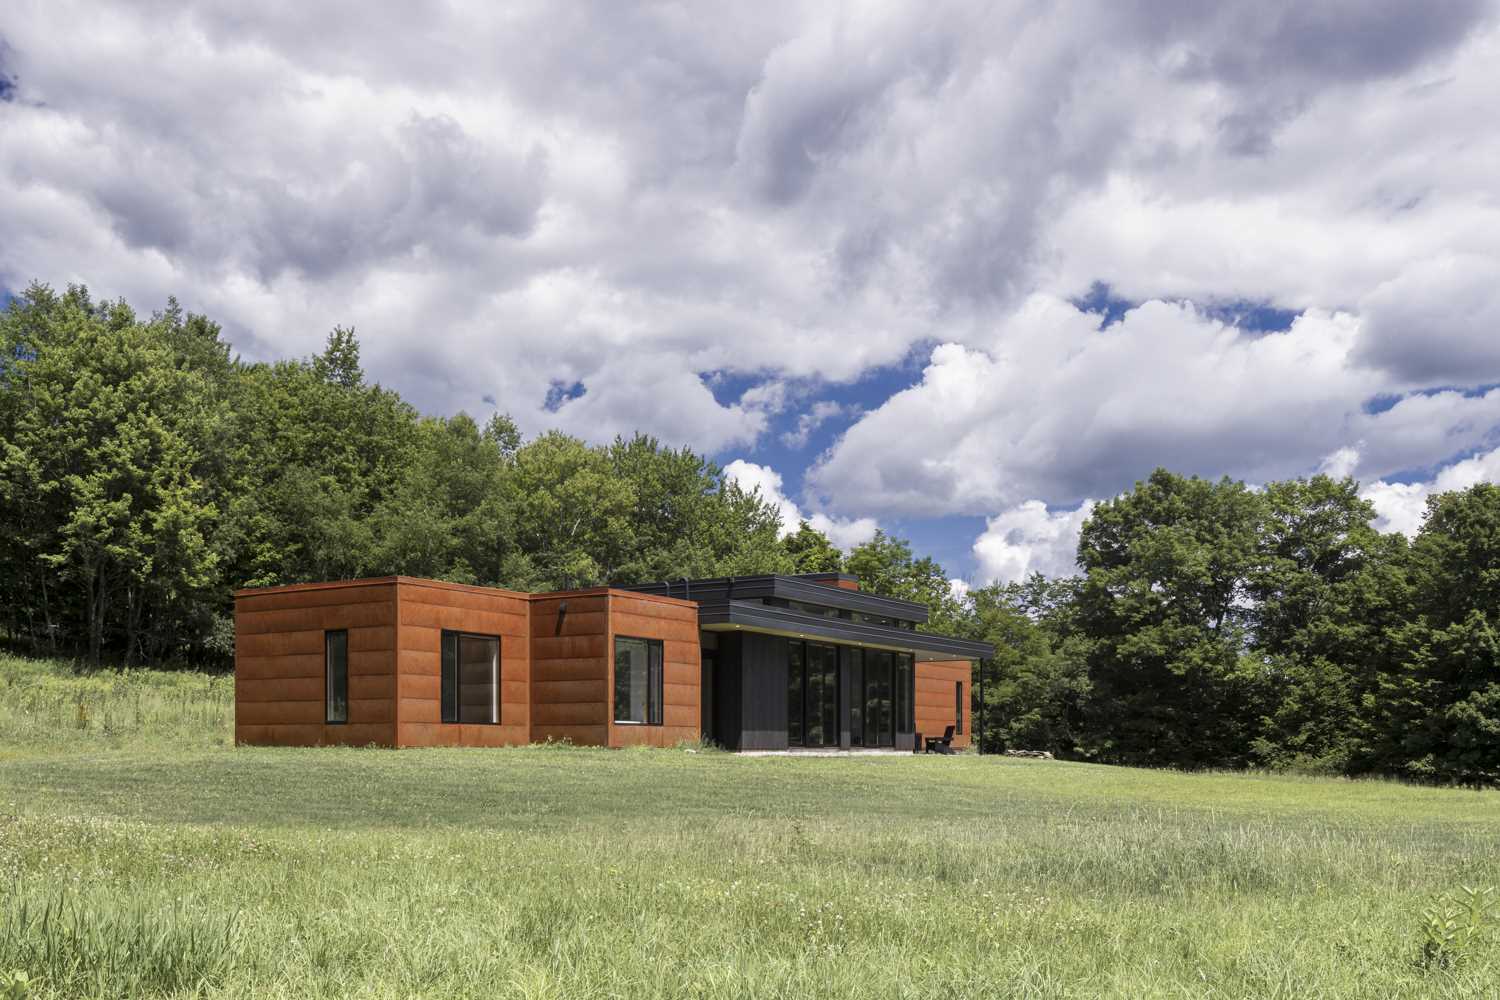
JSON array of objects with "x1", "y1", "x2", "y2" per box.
[{"x1": 788, "y1": 641, "x2": 805, "y2": 747}]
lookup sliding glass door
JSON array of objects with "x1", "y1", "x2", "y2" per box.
[
  {"x1": 787, "y1": 640, "x2": 839, "y2": 747},
  {"x1": 863, "y1": 650, "x2": 894, "y2": 747}
]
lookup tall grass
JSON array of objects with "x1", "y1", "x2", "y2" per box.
[
  {"x1": 0, "y1": 654, "x2": 231, "y2": 754},
  {"x1": 0, "y1": 887, "x2": 240, "y2": 999},
  {"x1": 1, "y1": 656, "x2": 1498, "y2": 998}
]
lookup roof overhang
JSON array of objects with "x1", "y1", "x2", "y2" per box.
[
  {"x1": 627, "y1": 575, "x2": 931, "y2": 624},
  {"x1": 696, "y1": 600, "x2": 994, "y2": 661}
]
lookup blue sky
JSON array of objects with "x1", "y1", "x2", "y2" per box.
[{"x1": 3, "y1": 1, "x2": 1499, "y2": 584}]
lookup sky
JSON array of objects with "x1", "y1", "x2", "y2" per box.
[{"x1": 3, "y1": 1, "x2": 1499, "y2": 587}]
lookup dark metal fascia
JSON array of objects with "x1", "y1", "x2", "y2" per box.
[{"x1": 696, "y1": 600, "x2": 993, "y2": 659}]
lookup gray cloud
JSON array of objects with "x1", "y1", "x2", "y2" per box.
[
  {"x1": 0, "y1": 0, "x2": 1496, "y2": 522},
  {"x1": 1354, "y1": 256, "x2": 1500, "y2": 386}
]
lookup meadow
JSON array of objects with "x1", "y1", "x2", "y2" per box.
[{"x1": 1, "y1": 653, "x2": 1498, "y2": 999}]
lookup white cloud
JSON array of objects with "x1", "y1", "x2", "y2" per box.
[
  {"x1": 723, "y1": 459, "x2": 878, "y2": 550},
  {"x1": 972, "y1": 499, "x2": 1096, "y2": 586},
  {"x1": 1362, "y1": 445, "x2": 1500, "y2": 536},
  {"x1": 1319, "y1": 447, "x2": 1362, "y2": 479},
  {"x1": 781, "y1": 400, "x2": 846, "y2": 449},
  {"x1": 1, "y1": 0, "x2": 1497, "y2": 532},
  {"x1": 811, "y1": 296, "x2": 1500, "y2": 516}
]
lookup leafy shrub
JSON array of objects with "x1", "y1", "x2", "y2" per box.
[{"x1": 1417, "y1": 885, "x2": 1496, "y2": 971}]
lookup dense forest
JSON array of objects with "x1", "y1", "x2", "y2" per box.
[{"x1": 2, "y1": 284, "x2": 1497, "y2": 783}]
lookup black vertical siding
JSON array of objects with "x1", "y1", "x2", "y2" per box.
[
  {"x1": 738, "y1": 632, "x2": 790, "y2": 750},
  {"x1": 712, "y1": 632, "x2": 743, "y2": 750}
]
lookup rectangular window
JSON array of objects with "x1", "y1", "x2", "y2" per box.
[
  {"x1": 895, "y1": 653, "x2": 914, "y2": 733},
  {"x1": 440, "y1": 631, "x2": 500, "y2": 724},
  {"x1": 325, "y1": 630, "x2": 348, "y2": 724},
  {"x1": 844, "y1": 646, "x2": 864, "y2": 746},
  {"x1": 955, "y1": 680, "x2": 964, "y2": 735},
  {"x1": 614, "y1": 636, "x2": 663, "y2": 725},
  {"x1": 787, "y1": 640, "x2": 804, "y2": 746}
]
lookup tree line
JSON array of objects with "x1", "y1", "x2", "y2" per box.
[{"x1": 2, "y1": 284, "x2": 1496, "y2": 782}]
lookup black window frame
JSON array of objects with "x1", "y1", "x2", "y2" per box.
[
  {"x1": 955, "y1": 680, "x2": 964, "y2": 735},
  {"x1": 325, "y1": 629, "x2": 348, "y2": 725},
  {"x1": 440, "y1": 630, "x2": 502, "y2": 725},
  {"x1": 787, "y1": 639, "x2": 840, "y2": 748},
  {"x1": 613, "y1": 635, "x2": 664, "y2": 726}
]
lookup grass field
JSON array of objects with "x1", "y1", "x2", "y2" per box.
[{"x1": 2, "y1": 654, "x2": 1498, "y2": 998}]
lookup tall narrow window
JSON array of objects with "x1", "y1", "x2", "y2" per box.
[
  {"x1": 325, "y1": 630, "x2": 348, "y2": 724},
  {"x1": 440, "y1": 631, "x2": 500, "y2": 724},
  {"x1": 787, "y1": 641, "x2": 805, "y2": 746},
  {"x1": 896, "y1": 654, "x2": 915, "y2": 733},
  {"x1": 955, "y1": 680, "x2": 964, "y2": 735},
  {"x1": 614, "y1": 636, "x2": 663, "y2": 725}
]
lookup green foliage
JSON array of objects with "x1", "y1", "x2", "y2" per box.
[
  {"x1": 5, "y1": 281, "x2": 1500, "y2": 788},
  {"x1": 1363, "y1": 484, "x2": 1500, "y2": 783},
  {"x1": 1418, "y1": 885, "x2": 1497, "y2": 971},
  {"x1": 846, "y1": 530, "x2": 968, "y2": 636},
  {"x1": 0, "y1": 285, "x2": 790, "y2": 663},
  {"x1": 1076, "y1": 470, "x2": 1265, "y2": 768},
  {"x1": 781, "y1": 520, "x2": 844, "y2": 574},
  {"x1": 970, "y1": 575, "x2": 1090, "y2": 756},
  {"x1": 0, "y1": 970, "x2": 28, "y2": 1000}
]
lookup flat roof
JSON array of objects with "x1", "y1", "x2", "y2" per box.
[
  {"x1": 698, "y1": 599, "x2": 994, "y2": 660},
  {"x1": 623, "y1": 574, "x2": 932, "y2": 624}
]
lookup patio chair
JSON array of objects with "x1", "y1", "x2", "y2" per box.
[{"x1": 925, "y1": 725, "x2": 957, "y2": 754}]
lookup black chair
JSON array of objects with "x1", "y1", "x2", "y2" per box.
[{"x1": 925, "y1": 725, "x2": 956, "y2": 754}]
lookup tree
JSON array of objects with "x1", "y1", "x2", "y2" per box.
[
  {"x1": 782, "y1": 521, "x2": 844, "y2": 574},
  {"x1": 0, "y1": 286, "x2": 220, "y2": 664},
  {"x1": 1076, "y1": 469, "x2": 1265, "y2": 768},
  {"x1": 1244, "y1": 476, "x2": 1393, "y2": 772},
  {"x1": 605, "y1": 434, "x2": 787, "y2": 583},
  {"x1": 1364, "y1": 485, "x2": 1500, "y2": 782},
  {"x1": 971, "y1": 575, "x2": 1089, "y2": 756},
  {"x1": 846, "y1": 530, "x2": 969, "y2": 636}
]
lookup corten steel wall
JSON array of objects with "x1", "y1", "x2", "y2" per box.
[
  {"x1": 395, "y1": 579, "x2": 531, "y2": 748},
  {"x1": 235, "y1": 578, "x2": 702, "y2": 749},
  {"x1": 530, "y1": 591, "x2": 611, "y2": 746},
  {"x1": 235, "y1": 579, "x2": 398, "y2": 746},
  {"x1": 607, "y1": 590, "x2": 702, "y2": 747},
  {"x1": 914, "y1": 659, "x2": 972, "y2": 749}
]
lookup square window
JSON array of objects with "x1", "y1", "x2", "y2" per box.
[{"x1": 441, "y1": 631, "x2": 500, "y2": 724}]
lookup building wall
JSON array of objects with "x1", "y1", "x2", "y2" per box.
[
  {"x1": 529, "y1": 591, "x2": 611, "y2": 746},
  {"x1": 394, "y1": 579, "x2": 531, "y2": 748},
  {"x1": 607, "y1": 590, "x2": 701, "y2": 747},
  {"x1": 915, "y1": 659, "x2": 972, "y2": 749},
  {"x1": 234, "y1": 579, "x2": 398, "y2": 747}
]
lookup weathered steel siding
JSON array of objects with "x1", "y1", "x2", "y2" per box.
[
  {"x1": 395, "y1": 579, "x2": 531, "y2": 748},
  {"x1": 608, "y1": 591, "x2": 702, "y2": 748},
  {"x1": 234, "y1": 579, "x2": 398, "y2": 747},
  {"x1": 914, "y1": 659, "x2": 971, "y2": 748},
  {"x1": 529, "y1": 592, "x2": 611, "y2": 747}
]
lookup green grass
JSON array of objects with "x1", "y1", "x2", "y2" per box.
[{"x1": 2, "y1": 654, "x2": 1498, "y2": 998}]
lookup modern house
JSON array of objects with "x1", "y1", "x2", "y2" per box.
[{"x1": 233, "y1": 572, "x2": 993, "y2": 752}]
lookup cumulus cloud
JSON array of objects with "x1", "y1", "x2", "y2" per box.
[
  {"x1": 723, "y1": 459, "x2": 877, "y2": 551},
  {"x1": 1362, "y1": 445, "x2": 1500, "y2": 536},
  {"x1": 1355, "y1": 256, "x2": 1500, "y2": 387},
  {"x1": 781, "y1": 401, "x2": 847, "y2": 450},
  {"x1": 972, "y1": 500, "x2": 1096, "y2": 586},
  {"x1": 811, "y1": 296, "x2": 1500, "y2": 517},
  {"x1": 1, "y1": 0, "x2": 1498, "y2": 548}
]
